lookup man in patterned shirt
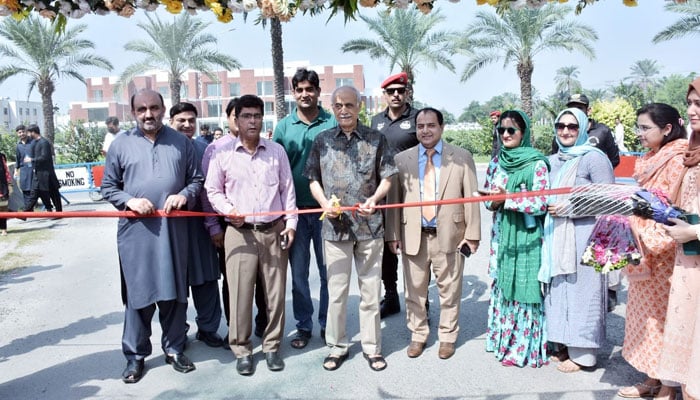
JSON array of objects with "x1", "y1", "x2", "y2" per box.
[{"x1": 304, "y1": 86, "x2": 397, "y2": 372}]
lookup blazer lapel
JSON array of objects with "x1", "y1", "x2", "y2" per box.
[{"x1": 438, "y1": 144, "x2": 455, "y2": 199}]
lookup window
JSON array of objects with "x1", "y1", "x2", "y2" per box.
[
  {"x1": 206, "y1": 83, "x2": 221, "y2": 97},
  {"x1": 3, "y1": 107, "x2": 7, "y2": 115},
  {"x1": 207, "y1": 100, "x2": 221, "y2": 117},
  {"x1": 262, "y1": 119, "x2": 274, "y2": 133},
  {"x1": 93, "y1": 89, "x2": 103, "y2": 102},
  {"x1": 19, "y1": 108, "x2": 22, "y2": 116},
  {"x1": 285, "y1": 100, "x2": 295, "y2": 114},
  {"x1": 264, "y1": 101, "x2": 274, "y2": 114},
  {"x1": 33, "y1": 109, "x2": 37, "y2": 116},
  {"x1": 229, "y1": 83, "x2": 240, "y2": 96},
  {"x1": 158, "y1": 86, "x2": 169, "y2": 97},
  {"x1": 88, "y1": 108, "x2": 109, "y2": 122},
  {"x1": 25, "y1": 108, "x2": 29, "y2": 116},
  {"x1": 335, "y1": 78, "x2": 354, "y2": 87},
  {"x1": 257, "y1": 81, "x2": 273, "y2": 96}
]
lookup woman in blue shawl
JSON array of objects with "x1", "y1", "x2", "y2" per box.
[
  {"x1": 483, "y1": 110, "x2": 550, "y2": 368},
  {"x1": 540, "y1": 108, "x2": 614, "y2": 373}
]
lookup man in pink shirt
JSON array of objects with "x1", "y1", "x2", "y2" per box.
[{"x1": 205, "y1": 95, "x2": 297, "y2": 376}]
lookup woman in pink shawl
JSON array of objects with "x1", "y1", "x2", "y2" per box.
[
  {"x1": 659, "y1": 77, "x2": 700, "y2": 400},
  {"x1": 618, "y1": 103, "x2": 687, "y2": 399}
]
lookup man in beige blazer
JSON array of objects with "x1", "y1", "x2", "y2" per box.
[{"x1": 386, "y1": 107, "x2": 481, "y2": 360}]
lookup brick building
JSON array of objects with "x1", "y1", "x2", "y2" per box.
[{"x1": 69, "y1": 61, "x2": 371, "y2": 132}]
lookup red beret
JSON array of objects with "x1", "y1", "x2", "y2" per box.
[
  {"x1": 381, "y1": 72, "x2": 409, "y2": 89},
  {"x1": 489, "y1": 110, "x2": 501, "y2": 118}
]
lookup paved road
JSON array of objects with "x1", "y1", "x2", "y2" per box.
[{"x1": 0, "y1": 169, "x2": 642, "y2": 400}]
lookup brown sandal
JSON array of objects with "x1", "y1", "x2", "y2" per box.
[{"x1": 617, "y1": 382, "x2": 661, "y2": 398}]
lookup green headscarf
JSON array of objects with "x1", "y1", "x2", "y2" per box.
[{"x1": 496, "y1": 110, "x2": 550, "y2": 303}]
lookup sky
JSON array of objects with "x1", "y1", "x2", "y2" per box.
[{"x1": 0, "y1": 0, "x2": 697, "y2": 117}]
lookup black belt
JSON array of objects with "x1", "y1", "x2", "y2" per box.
[
  {"x1": 230, "y1": 217, "x2": 283, "y2": 231},
  {"x1": 421, "y1": 226, "x2": 437, "y2": 234}
]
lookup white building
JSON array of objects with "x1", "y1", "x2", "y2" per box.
[{"x1": 0, "y1": 98, "x2": 44, "y2": 132}]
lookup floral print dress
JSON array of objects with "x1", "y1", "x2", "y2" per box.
[{"x1": 484, "y1": 157, "x2": 550, "y2": 367}]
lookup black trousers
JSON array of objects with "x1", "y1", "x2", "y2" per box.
[
  {"x1": 381, "y1": 242, "x2": 399, "y2": 294},
  {"x1": 122, "y1": 300, "x2": 188, "y2": 361}
]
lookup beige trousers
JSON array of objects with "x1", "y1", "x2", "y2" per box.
[
  {"x1": 324, "y1": 238, "x2": 383, "y2": 356},
  {"x1": 224, "y1": 221, "x2": 287, "y2": 358},
  {"x1": 402, "y1": 232, "x2": 464, "y2": 343}
]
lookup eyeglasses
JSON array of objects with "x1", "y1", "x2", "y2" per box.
[
  {"x1": 497, "y1": 127, "x2": 519, "y2": 136},
  {"x1": 634, "y1": 124, "x2": 656, "y2": 134},
  {"x1": 555, "y1": 123, "x2": 579, "y2": 131},
  {"x1": 239, "y1": 113, "x2": 263, "y2": 120},
  {"x1": 384, "y1": 87, "x2": 407, "y2": 95}
]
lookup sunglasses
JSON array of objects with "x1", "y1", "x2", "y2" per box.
[
  {"x1": 497, "y1": 127, "x2": 519, "y2": 136},
  {"x1": 384, "y1": 87, "x2": 407, "y2": 95},
  {"x1": 555, "y1": 123, "x2": 579, "y2": 131}
]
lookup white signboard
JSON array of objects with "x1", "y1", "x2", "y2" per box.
[{"x1": 57, "y1": 167, "x2": 90, "y2": 191}]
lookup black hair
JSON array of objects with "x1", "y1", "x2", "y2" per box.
[
  {"x1": 225, "y1": 97, "x2": 239, "y2": 118},
  {"x1": 26, "y1": 124, "x2": 40, "y2": 135},
  {"x1": 15, "y1": 124, "x2": 25, "y2": 132},
  {"x1": 292, "y1": 68, "x2": 320, "y2": 90},
  {"x1": 415, "y1": 107, "x2": 444, "y2": 126},
  {"x1": 169, "y1": 102, "x2": 198, "y2": 118},
  {"x1": 105, "y1": 116, "x2": 119, "y2": 125},
  {"x1": 498, "y1": 110, "x2": 527, "y2": 132},
  {"x1": 234, "y1": 95, "x2": 264, "y2": 118},
  {"x1": 636, "y1": 103, "x2": 686, "y2": 147}
]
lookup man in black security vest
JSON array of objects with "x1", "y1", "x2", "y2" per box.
[{"x1": 371, "y1": 72, "x2": 419, "y2": 318}]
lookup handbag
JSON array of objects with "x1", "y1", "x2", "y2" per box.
[{"x1": 581, "y1": 215, "x2": 642, "y2": 273}]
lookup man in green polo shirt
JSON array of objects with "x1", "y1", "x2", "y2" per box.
[{"x1": 273, "y1": 68, "x2": 337, "y2": 349}]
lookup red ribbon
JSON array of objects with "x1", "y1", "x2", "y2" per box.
[{"x1": 0, "y1": 187, "x2": 574, "y2": 219}]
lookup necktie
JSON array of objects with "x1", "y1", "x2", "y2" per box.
[{"x1": 422, "y1": 149, "x2": 436, "y2": 222}]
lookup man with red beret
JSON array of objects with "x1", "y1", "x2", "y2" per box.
[{"x1": 371, "y1": 71, "x2": 419, "y2": 318}]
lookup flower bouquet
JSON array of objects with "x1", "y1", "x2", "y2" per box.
[{"x1": 581, "y1": 215, "x2": 642, "y2": 274}]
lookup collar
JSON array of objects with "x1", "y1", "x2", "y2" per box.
[
  {"x1": 291, "y1": 106, "x2": 331, "y2": 125},
  {"x1": 383, "y1": 104, "x2": 413, "y2": 120},
  {"x1": 419, "y1": 140, "x2": 443, "y2": 156}
]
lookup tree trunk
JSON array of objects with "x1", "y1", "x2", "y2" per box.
[
  {"x1": 517, "y1": 58, "x2": 534, "y2": 118},
  {"x1": 38, "y1": 78, "x2": 56, "y2": 145},
  {"x1": 170, "y1": 78, "x2": 181, "y2": 106},
  {"x1": 270, "y1": 18, "x2": 287, "y2": 123}
]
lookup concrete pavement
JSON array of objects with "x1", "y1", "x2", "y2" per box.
[{"x1": 0, "y1": 183, "x2": 643, "y2": 399}]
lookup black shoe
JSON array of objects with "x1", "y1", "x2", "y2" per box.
[
  {"x1": 165, "y1": 353, "x2": 195, "y2": 373},
  {"x1": 380, "y1": 292, "x2": 400, "y2": 319},
  {"x1": 290, "y1": 330, "x2": 311, "y2": 349},
  {"x1": 222, "y1": 334, "x2": 230, "y2": 350},
  {"x1": 196, "y1": 330, "x2": 224, "y2": 348},
  {"x1": 121, "y1": 359, "x2": 144, "y2": 384},
  {"x1": 254, "y1": 324, "x2": 265, "y2": 338},
  {"x1": 236, "y1": 355, "x2": 255, "y2": 376},
  {"x1": 265, "y1": 351, "x2": 285, "y2": 371}
]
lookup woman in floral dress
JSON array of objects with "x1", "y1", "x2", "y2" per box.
[
  {"x1": 659, "y1": 77, "x2": 700, "y2": 400},
  {"x1": 483, "y1": 110, "x2": 550, "y2": 367},
  {"x1": 540, "y1": 108, "x2": 614, "y2": 373},
  {"x1": 618, "y1": 103, "x2": 687, "y2": 399}
]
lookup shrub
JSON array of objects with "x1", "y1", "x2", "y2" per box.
[{"x1": 54, "y1": 122, "x2": 104, "y2": 164}]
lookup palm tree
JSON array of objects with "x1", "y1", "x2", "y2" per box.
[
  {"x1": 270, "y1": 18, "x2": 287, "y2": 122},
  {"x1": 118, "y1": 13, "x2": 241, "y2": 106},
  {"x1": 554, "y1": 66, "x2": 581, "y2": 96},
  {"x1": 0, "y1": 16, "x2": 113, "y2": 144},
  {"x1": 626, "y1": 59, "x2": 660, "y2": 104},
  {"x1": 653, "y1": 1, "x2": 700, "y2": 43},
  {"x1": 340, "y1": 8, "x2": 456, "y2": 86},
  {"x1": 455, "y1": 5, "x2": 597, "y2": 116}
]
